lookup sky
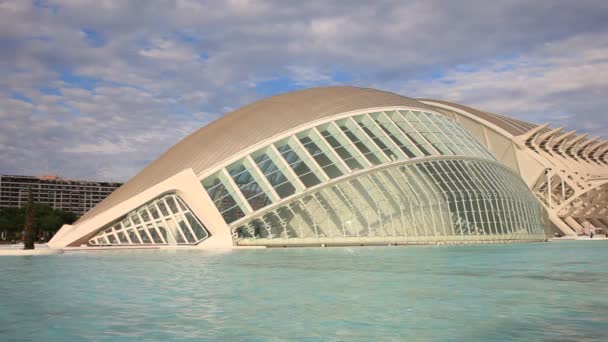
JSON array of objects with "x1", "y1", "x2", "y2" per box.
[{"x1": 1, "y1": 0, "x2": 607, "y2": 182}]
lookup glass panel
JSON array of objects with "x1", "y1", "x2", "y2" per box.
[
  {"x1": 228, "y1": 160, "x2": 272, "y2": 211},
  {"x1": 106, "y1": 233, "x2": 117, "y2": 244},
  {"x1": 276, "y1": 142, "x2": 322, "y2": 188},
  {"x1": 231, "y1": 159, "x2": 546, "y2": 244},
  {"x1": 352, "y1": 114, "x2": 403, "y2": 161},
  {"x1": 90, "y1": 194, "x2": 210, "y2": 246},
  {"x1": 157, "y1": 201, "x2": 169, "y2": 216},
  {"x1": 138, "y1": 228, "x2": 151, "y2": 243},
  {"x1": 116, "y1": 231, "x2": 128, "y2": 244},
  {"x1": 203, "y1": 173, "x2": 247, "y2": 223},
  {"x1": 148, "y1": 205, "x2": 160, "y2": 219},
  {"x1": 299, "y1": 135, "x2": 344, "y2": 179},
  {"x1": 165, "y1": 197, "x2": 179, "y2": 214},
  {"x1": 185, "y1": 212, "x2": 208, "y2": 241},
  {"x1": 336, "y1": 118, "x2": 388, "y2": 165},
  {"x1": 126, "y1": 228, "x2": 141, "y2": 244},
  {"x1": 147, "y1": 225, "x2": 163, "y2": 243},
  {"x1": 317, "y1": 126, "x2": 365, "y2": 171},
  {"x1": 254, "y1": 152, "x2": 296, "y2": 198},
  {"x1": 178, "y1": 218, "x2": 195, "y2": 243}
]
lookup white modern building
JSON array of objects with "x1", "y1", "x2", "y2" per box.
[
  {"x1": 421, "y1": 100, "x2": 608, "y2": 237},
  {"x1": 50, "y1": 87, "x2": 559, "y2": 249}
]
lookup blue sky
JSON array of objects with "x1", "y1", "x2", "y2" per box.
[{"x1": 1, "y1": 0, "x2": 607, "y2": 181}]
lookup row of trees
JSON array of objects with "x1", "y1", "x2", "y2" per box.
[{"x1": 0, "y1": 203, "x2": 78, "y2": 245}]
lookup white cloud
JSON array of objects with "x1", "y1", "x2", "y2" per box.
[{"x1": 0, "y1": 0, "x2": 606, "y2": 181}]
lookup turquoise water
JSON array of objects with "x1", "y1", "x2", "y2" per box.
[{"x1": 1, "y1": 241, "x2": 607, "y2": 341}]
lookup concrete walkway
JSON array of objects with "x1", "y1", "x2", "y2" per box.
[{"x1": 0, "y1": 244, "x2": 63, "y2": 256}]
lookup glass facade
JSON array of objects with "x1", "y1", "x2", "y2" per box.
[
  {"x1": 202, "y1": 109, "x2": 496, "y2": 225},
  {"x1": 85, "y1": 106, "x2": 548, "y2": 248},
  {"x1": 89, "y1": 194, "x2": 209, "y2": 246},
  {"x1": 232, "y1": 159, "x2": 546, "y2": 245}
]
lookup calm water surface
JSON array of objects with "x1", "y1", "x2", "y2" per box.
[{"x1": 1, "y1": 241, "x2": 607, "y2": 341}]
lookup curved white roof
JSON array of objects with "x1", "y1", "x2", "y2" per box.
[{"x1": 78, "y1": 86, "x2": 435, "y2": 223}]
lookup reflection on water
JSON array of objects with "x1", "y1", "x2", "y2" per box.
[{"x1": 1, "y1": 241, "x2": 607, "y2": 341}]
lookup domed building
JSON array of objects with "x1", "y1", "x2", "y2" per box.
[{"x1": 49, "y1": 87, "x2": 550, "y2": 249}]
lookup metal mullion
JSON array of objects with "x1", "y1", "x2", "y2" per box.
[
  {"x1": 204, "y1": 182, "x2": 224, "y2": 196},
  {"x1": 285, "y1": 203, "x2": 305, "y2": 239},
  {"x1": 417, "y1": 112, "x2": 455, "y2": 156},
  {"x1": 460, "y1": 125, "x2": 493, "y2": 159},
  {"x1": 471, "y1": 170, "x2": 494, "y2": 237},
  {"x1": 440, "y1": 163, "x2": 464, "y2": 236},
  {"x1": 450, "y1": 161, "x2": 485, "y2": 236},
  {"x1": 396, "y1": 110, "x2": 441, "y2": 155},
  {"x1": 173, "y1": 208, "x2": 199, "y2": 243},
  {"x1": 257, "y1": 214, "x2": 276, "y2": 239},
  {"x1": 119, "y1": 222, "x2": 133, "y2": 244},
  {"x1": 246, "y1": 155, "x2": 280, "y2": 202},
  {"x1": 468, "y1": 163, "x2": 500, "y2": 236},
  {"x1": 348, "y1": 177, "x2": 384, "y2": 237},
  {"x1": 413, "y1": 164, "x2": 449, "y2": 236},
  {"x1": 403, "y1": 110, "x2": 444, "y2": 155},
  {"x1": 492, "y1": 170, "x2": 516, "y2": 236},
  {"x1": 170, "y1": 195, "x2": 201, "y2": 240},
  {"x1": 463, "y1": 162, "x2": 494, "y2": 236},
  {"x1": 221, "y1": 168, "x2": 253, "y2": 214},
  {"x1": 461, "y1": 171, "x2": 484, "y2": 237},
  {"x1": 163, "y1": 214, "x2": 187, "y2": 243},
  {"x1": 162, "y1": 197, "x2": 191, "y2": 242},
  {"x1": 445, "y1": 119, "x2": 483, "y2": 156},
  {"x1": 392, "y1": 167, "x2": 424, "y2": 237},
  {"x1": 446, "y1": 161, "x2": 476, "y2": 236},
  {"x1": 259, "y1": 166, "x2": 284, "y2": 181},
  {"x1": 439, "y1": 117, "x2": 478, "y2": 157},
  {"x1": 319, "y1": 188, "x2": 347, "y2": 237},
  {"x1": 344, "y1": 117, "x2": 391, "y2": 164},
  {"x1": 343, "y1": 181, "x2": 372, "y2": 236},
  {"x1": 305, "y1": 129, "x2": 351, "y2": 175},
  {"x1": 510, "y1": 181, "x2": 530, "y2": 235},
  {"x1": 334, "y1": 185, "x2": 361, "y2": 237},
  {"x1": 329, "y1": 121, "x2": 374, "y2": 168},
  {"x1": 228, "y1": 167, "x2": 251, "y2": 182},
  {"x1": 411, "y1": 165, "x2": 442, "y2": 237},
  {"x1": 377, "y1": 171, "x2": 408, "y2": 236},
  {"x1": 379, "y1": 111, "x2": 423, "y2": 157},
  {"x1": 385, "y1": 169, "x2": 417, "y2": 237},
  {"x1": 210, "y1": 188, "x2": 239, "y2": 207},
  {"x1": 312, "y1": 127, "x2": 352, "y2": 173},
  {"x1": 476, "y1": 163, "x2": 508, "y2": 235},
  {"x1": 499, "y1": 172, "x2": 527, "y2": 235},
  {"x1": 297, "y1": 199, "x2": 319, "y2": 238},
  {"x1": 350, "y1": 116, "x2": 394, "y2": 161},
  {"x1": 144, "y1": 207, "x2": 168, "y2": 244},
  {"x1": 429, "y1": 162, "x2": 457, "y2": 236},
  {"x1": 365, "y1": 175, "x2": 394, "y2": 237},
  {"x1": 383, "y1": 111, "x2": 426, "y2": 157},
  {"x1": 134, "y1": 213, "x2": 154, "y2": 244},
  {"x1": 365, "y1": 113, "x2": 407, "y2": 160},
  {"x1": 401, "y1": 165, "x2": 437, "y2": 236},
  {"x1": 430, "y1": 115, "x2": 470, "y2": 156},
  {"x1": 427, "y1": 162, "x2": 457, "y2": 236},
  {"x1": 329, "y1": 185, "x2": 354, "y2": 237},
  {"x1": 268, "y1": 143, "x2": 306, "y2": 192},
  {"x1": 487, "y1": 166, "x2": 518, "y2": 235},
  {"x1": 127, "y1": 216, "x2": 145, "y2": 244},
  {"x1": 520, "y1": 195, "x2": 536, "y2": 236},
  {"x1": 291, "y1": 136, "x2": 330, "y2": 182}
]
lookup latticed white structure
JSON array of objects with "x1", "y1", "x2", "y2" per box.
[
  {"x1": 50, "y1": 87, "x2": 552, "y2": 249},
  {"x1": 421, "y1": 100, "x2": 608, "y2": 237}
]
